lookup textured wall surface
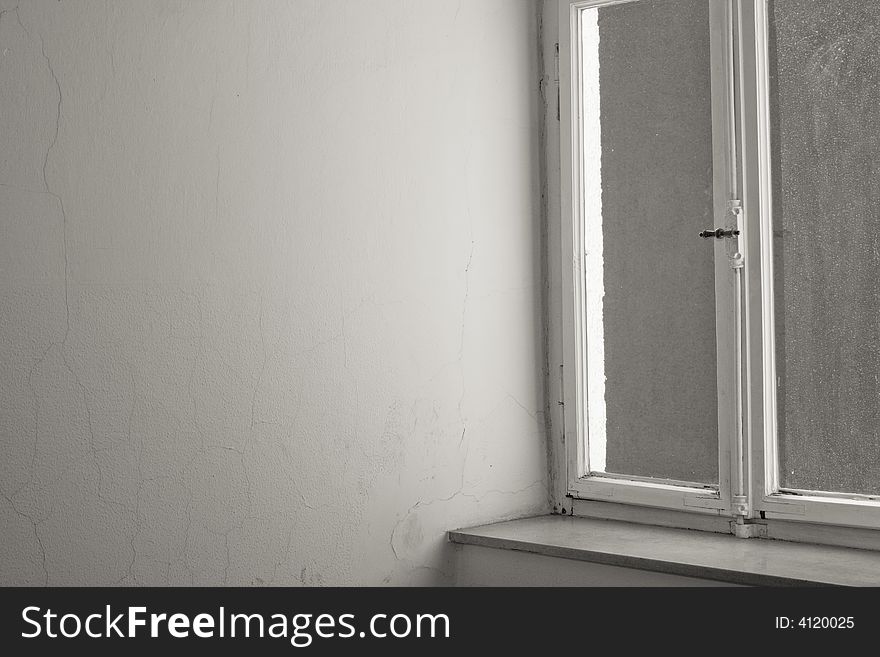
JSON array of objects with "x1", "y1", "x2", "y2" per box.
[{"x1": 0, "y1": 0, "x2": 548, "y2": 585}]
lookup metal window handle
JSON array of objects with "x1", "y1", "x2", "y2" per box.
[{"x1": 699, "y1": 228, "x2": 740, "y2": 239}]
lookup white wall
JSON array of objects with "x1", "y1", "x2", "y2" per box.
[{"x1": 0, "y1": 0, "x2": 548, "y2": 586}]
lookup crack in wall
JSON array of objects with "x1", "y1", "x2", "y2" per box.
[
  {"x1": 1, "y1": 11, "x2": 111, "y2": 583},
  {"x1": 506, "y1": 393, "x2": 541, "y2": 426},
  {"x1": 38, "y1": 33, "x2": 60, "y2": 197},
  {"x1": 455, "y1": 131, "x2": 477, "y2": 456},
  {"x1": 457, "y1": 240, "x2": 474, "y2": 450},
  {"x1": 222, "y1": 533, "x2": 230, "y2": 585},
  {"x1": 122, "y1": 373, "x2": 141, "y2": 586},
  {"x1": 269, "y1": 524, "x2": 294, "y2": 586},
  {"x1": 24, "y1": 343, "x2": 53, "y2": 492},
  {"x1": 1, "y1": 491, "x2": 48, "y2": 585},
  {"x1": 388, "y1": 479, "x2": 547, "y2": 582},
  {"x1": 250, "y1": 292, "x2": 267, "y2": 430},
  {"x1": 182, "y1": 492, "x2": 195, "y2": 586}
]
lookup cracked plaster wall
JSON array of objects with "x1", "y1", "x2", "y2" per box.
[{"x1": 0, "y1": 0, "x2": 548, "y2": 585}]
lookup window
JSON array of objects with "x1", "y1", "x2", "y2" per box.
[{"x1": 557, "y1": 0, "x2": 880, "y2": 536}]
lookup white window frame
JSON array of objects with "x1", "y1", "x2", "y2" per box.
[
  {"x1": 557, "y1": 0, "x2": 880, "y2": 537},
  {"x1": 740, "y1": 0, "x2": 880, "y2": 530},
  {"x1": 559, "y1": 0, "x2": 740, "y2": 518}
]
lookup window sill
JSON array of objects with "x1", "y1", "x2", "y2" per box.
[{"x1": 448, "y1": 515, "x2": 880, "y2": 586}]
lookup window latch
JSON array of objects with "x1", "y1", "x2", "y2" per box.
[{"x1": 699, "y1": 228, "x2": 740, "y2": 239}]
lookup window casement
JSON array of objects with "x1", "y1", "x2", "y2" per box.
[{"x1": 557, "y1": 0, "x2": 880, "y2": 540}]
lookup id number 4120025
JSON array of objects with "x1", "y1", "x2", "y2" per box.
[{"x1": 775, "y1": 617, "x2": 854, "y2": 630}]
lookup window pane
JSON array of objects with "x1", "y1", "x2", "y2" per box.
[
  {"x1": 582, "y1": 0, "x2": 718, "y2": 485},
  {"x1": 770, "y1": 0, "x2": 880, "y2": 495}
]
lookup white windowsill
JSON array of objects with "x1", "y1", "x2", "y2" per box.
[{"x1": 448, "y1": 515, "x2": 880, "y2": 587}]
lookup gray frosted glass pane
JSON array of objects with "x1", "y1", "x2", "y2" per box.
[
  {"x1": 584, "y1": 0, "x2": 718, "y2": 484},
  {"x1": 770, "y1": 0, "x2": 880, "y2": 495}
]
